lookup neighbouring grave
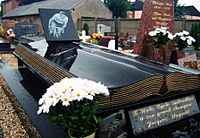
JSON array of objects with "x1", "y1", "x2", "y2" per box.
[
  {"x1": 14, "y1": 21, "x2": 38, "y2": 38},
  {"x1": 97, "y1": 24, "x2": 111, "y2": 35},
  {"x1": 133, "y1": 0, "x2": 174, "y2": 61},
  {"x1": 0, "y1": 37, "x2": 11, "y2": 51}
]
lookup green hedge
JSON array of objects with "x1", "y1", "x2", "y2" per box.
[{"x1": 190, "y1": 22, "x2": 200, "y2": 51}]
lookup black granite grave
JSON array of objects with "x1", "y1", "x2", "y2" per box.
[
  {"x1": 0, "y1": 128, "x2": 3, "y2": 138},
  {"x1": 36, "y1": 8, "x2": 169, "y2": 88},
  {"x1": 14, "y1": 8, "x2": 200, "y2": 138},
  {"x1": 0, "y1": 37, "x2": 11, "y2": 51}
]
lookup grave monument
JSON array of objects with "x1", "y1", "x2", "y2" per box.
[
  {"x1": 13, "y1": 7, "x2": 200, "y2": 138},
  {"x1": 39, "y1": 8, "x2": 80, "y2": 70},
  {"x1": 133, "y1": 0, "x2": 174, "y2": 61}
]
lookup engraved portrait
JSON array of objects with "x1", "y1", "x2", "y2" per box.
[{"x1": 48, "y1": 11, "x2": 68, "y2": 38}]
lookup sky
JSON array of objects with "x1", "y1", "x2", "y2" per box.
[
  {"x1": 128, "y1": 0, "x2": 200, "y2": 12},
  {"x1": 179, "y1": 0, "x2": 200, "y2": 11},
  {"x1": 0, "y1": 0, "x2": 200, "y2": 12}
]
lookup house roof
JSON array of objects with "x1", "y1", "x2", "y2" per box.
[
  {"x1": 3, "y1": 0, "x2": 83, "y2": 18},
  {"x1": 184, "y1": 6, "x2": 200, "y2": 16},
  {"x1": 130, "y1": 0, "x2": 144, "y2": 11}
]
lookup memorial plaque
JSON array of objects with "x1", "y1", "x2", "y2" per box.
[
  {"x1": 14, "y1": 21, "x2": 38, "y2": 37},
  {"x1": 39, "y1": 8, "x2": 80, "y2": 42},
  {"x1": 97, "y1": 24, "x2": 111, "y2": 35},
  {"x1": 129, "y1": 95, "x2": 200, "y2": 135},
  {"x1": 133, "y1": 0, "x2": 174, "y2": 56}
]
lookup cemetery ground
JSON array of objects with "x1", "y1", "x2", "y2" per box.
[
  {"x1": 0, "y1": 54, "x2": 41, "y2": 138},
  {"x1": 0, "y1": 53, "x2": 68, "y2": 138}
]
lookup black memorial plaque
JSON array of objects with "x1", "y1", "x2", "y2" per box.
[
  {"x1": 14, "y1": 21, "x2": 38, "y2": 37},
  {"x1": 129, "y1": 95, "x2": 200, "y2": 135},
  {"x1": 39, "y1": 8, "x2": 80, "y2": 42}
]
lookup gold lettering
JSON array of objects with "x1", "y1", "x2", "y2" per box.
[
  {"x1": 171, "y1": 110, "x2": 190, "y2": 119},
  {"x1": 147, "y1": 118, "x2": 167, "y2": 128},
  {"x1": 163, "y1": 13, "x2": 170, "y2": 17},
  {"x1": 152, "y1": 17, "x2": 157, "y2": 20},
  {"x1": 154, "y1": 6, "x2": 162, "y2": 10},
  {"x1": 157, "y1": 108, "x2": 171, "y2": 117},
  {"x1": 152, "y1": 1, "x2": 164, "y2": 6},
  {"x1": 164, "y1": 7, "x2": 170, "y2": 10},
  {"x1": 166, "y1": 3, "x2": 173, "y2": 7},
  {"x1": 146, "y1": 114, "x2": 155, "y2": 119},
  {"x1": 153, "y1": 12, "x2": 162, "y2": 16}
]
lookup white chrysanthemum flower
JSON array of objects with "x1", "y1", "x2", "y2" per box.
[
  {"x1": 168, "y1": 32, "x2": 174, "y2": 40},
  {"x1": 182, "y1": 30, "x2": 189, "y2": 35},
  {"x1": 160, "y1": 27, "x2": 167, "y2": 30},
  {"x1": 187, "y1": 36, "x2": 196, "y2": 42},
  {"x1": 180, "y1": 36, "x2": 186, "y2": 41},
  {"x1": 187, "y1": 39, "x2": 192, "y2": 45},
  {"x1": 176, "y1": 32, "x2": 184, "y2": 36},
  {"x1": 37, "y1": 77, "x2": 109, "y2": 114},
  {"x1": 148, "y1": 30, "x2": 158, "y2": 36}
]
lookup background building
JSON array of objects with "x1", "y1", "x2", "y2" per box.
[
  {"x1": 2, "y1": 0, "x2": 112, "y2": 37},
  {"x1": 127, "y1": 0, "x2": 200, "y2": 20}
]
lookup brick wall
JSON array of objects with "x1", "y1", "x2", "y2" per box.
[
  {"x1": 4, "y1": 0, "x2": 20, "y2": 15},
  {"x1": 2, "y1": 19, "x2": 15, "y2": 37}
]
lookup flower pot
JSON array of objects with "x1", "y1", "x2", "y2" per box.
[
  {"x1": 68, "y1": 129, "x2": 95, "y2": 138},
  {"x1": 153, "y1": 47, "x2": 166, "y2": 61}
]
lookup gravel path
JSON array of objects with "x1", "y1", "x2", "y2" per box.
[
  {"x1": 0, "y1": 54, "x2": 41, "y2": 138},
  {"x1": 0, "y1": 77, "x2": 29, "y2": 138}
]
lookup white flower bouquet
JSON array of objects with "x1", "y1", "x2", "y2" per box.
[
  {"x1": 37, "y1": 77, "x2": 109, "y2": 137},
  {"x1": 148, "y1": 27, "x2": 173, "y2": 48},
  {"x1": 173, "y1": 30, "x2": 196, "y2": 50}
]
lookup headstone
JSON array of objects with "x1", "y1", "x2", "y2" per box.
[
  {"x1": 128, "y1": 95, "x2": 200, "y2": 136},
  {"x1": 39, "y1": 8, "x2": 79, "y2": 70},
  {"x1": 97, "y1": 24, "x2": 111, "y2": 35},
  {"x1": 133, "y1": 0, "x2": 174, "y2": 59},
  {"x1": 39, "y1": 8, "x2": 80, "y2": 42},
  {"x1": 14, "y1": 21, "x2": 38, "y2": 37}
]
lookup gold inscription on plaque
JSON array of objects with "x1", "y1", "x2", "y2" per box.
[
  {"x1": 153, "y1": 12, "x2": 162, "y2": 16},
  {"x1": 130, "y1": 96, "x2": 199, "y2": 132},
  {"x1": 152, "y1": 1, "x2": 164, "y2": 6},
  {"x1": 166, "y1": 3, "x2": 173, "y2": 7}
]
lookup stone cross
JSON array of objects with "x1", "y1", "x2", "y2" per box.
[{"x1": 80, "y1": 30, "x2": 91, "y2": 42}]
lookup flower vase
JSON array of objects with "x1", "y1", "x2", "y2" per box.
[
  {"x1": 153, "y1": 47, "x2": 165, "y2": 61},
  {"x1": 68, "y1": 129, "x2": 95, "y2": 138},
  {"x1": 175, "y1": 48, "x2": 185, "y2": 59}
]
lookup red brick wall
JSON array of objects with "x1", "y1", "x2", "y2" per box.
[
  {"x1": 4, "y1": 0, "x2": 20, "y2": 14},
  {"x1": 2, "y1": 19, "x2": 15, "y2": 37}
]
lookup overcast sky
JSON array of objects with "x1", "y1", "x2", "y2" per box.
[
  {"x1": 1, "y1": 0, "x2": 200, "y2": 12},
  {"x1": 179, "y1": 0, "x2": 200, "y2": 11},
  {"x1": 128, "y1": 0, "x2": 200, "y2": 11}
]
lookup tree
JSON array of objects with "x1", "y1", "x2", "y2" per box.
[
  {"x1": 190, "y1": 23, "x2": 200, "y2": 50},
  {"x1": 82, "y1": 23, "x2": 89, "y2": 35},
  {"x1": 104, "y1": 0, "x2": 131, "y2": 18},
  {"x1": 174, "y1": 0, "x2": 185, "y2": 19}
]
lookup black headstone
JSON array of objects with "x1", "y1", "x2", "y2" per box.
[
  {"x1": 14, "y1": 21, "x2": 38, "y2": 37},
  {"x1": 39, "y1": 8, "x2": 80, "y2": 42}
]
